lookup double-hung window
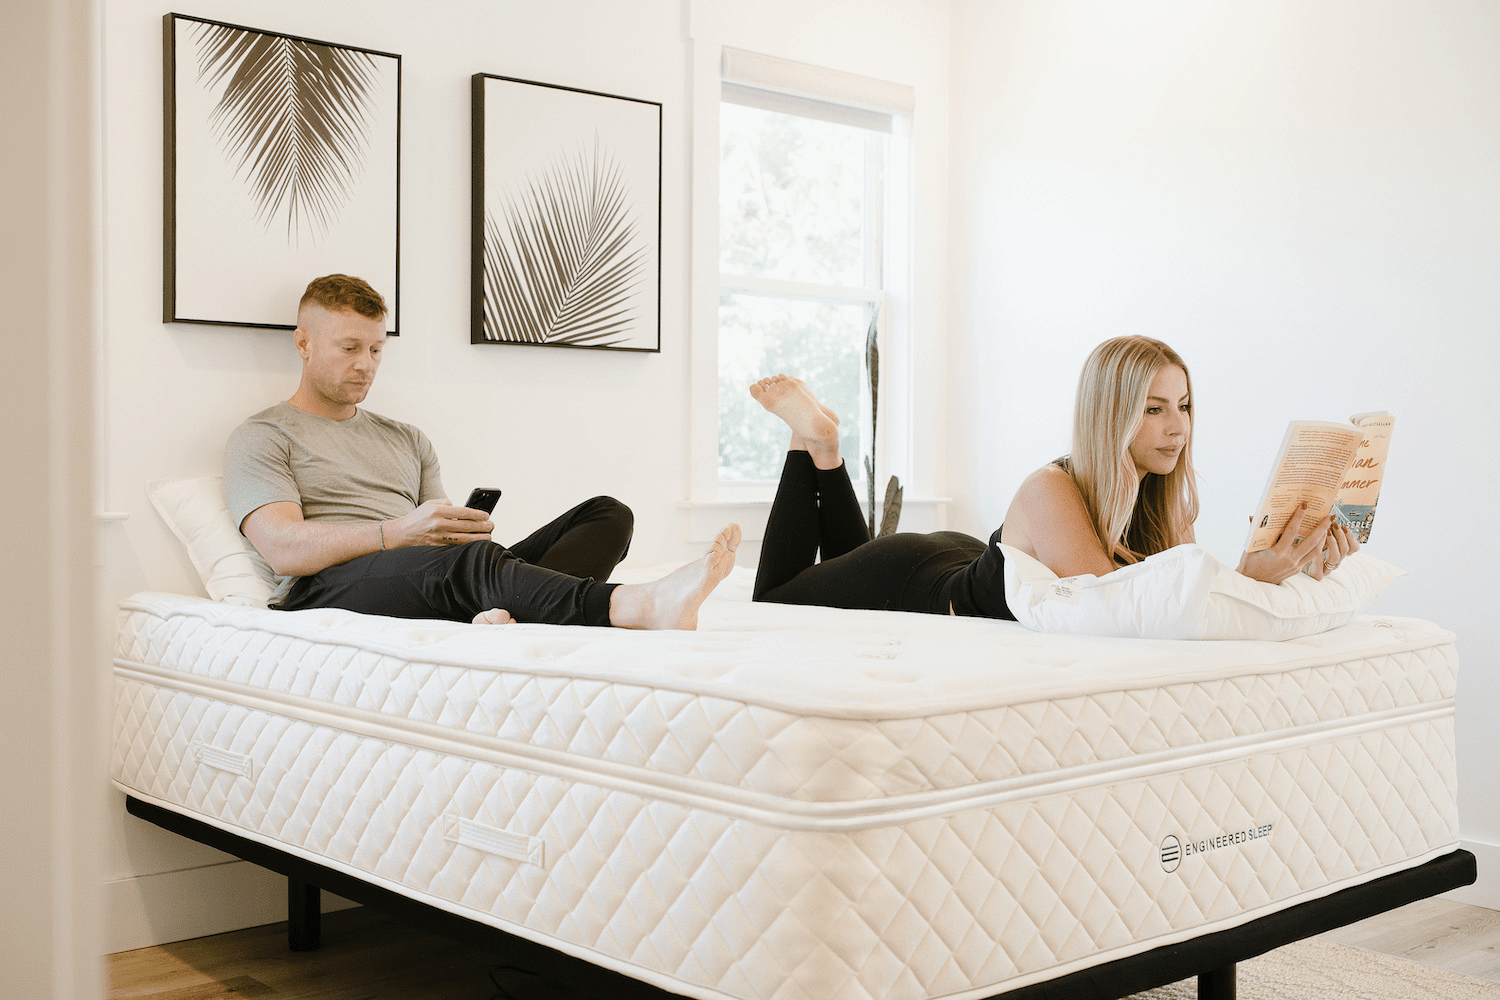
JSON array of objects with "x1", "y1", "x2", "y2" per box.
[{"x1": 715, "y1": 50, "x2": 913, "y2": 492}]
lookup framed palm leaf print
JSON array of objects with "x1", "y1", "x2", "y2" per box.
[
  {"x1": 164, "y1": 14, "x2": 401, "y2": 333},
  {"x1": 471, "y1": 74, "x2": 661, "y2": 352}
]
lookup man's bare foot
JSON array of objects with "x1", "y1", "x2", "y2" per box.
[
  {"x1": 609, "y1": 524, "x2": 741, "y2": 630},
  {"x1": 748, "y1": 375, "x2": 841, "y2": 469}
]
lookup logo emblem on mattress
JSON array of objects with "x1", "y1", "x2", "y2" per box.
[
  {"x1": 1161, "y1": 823, "x2": 1274, "y2": 873},
  {"x1": 1160, "y1": 836, "x2": 1182, "y2": 872}
]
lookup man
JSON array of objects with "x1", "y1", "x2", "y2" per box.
[{"x1": 225, "y1": 274, "x2": 738, "y2": 629}]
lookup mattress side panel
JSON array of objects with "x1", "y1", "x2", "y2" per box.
[{"x1": 113, "y1": 674, "x2": 1460, "y2": 1000}]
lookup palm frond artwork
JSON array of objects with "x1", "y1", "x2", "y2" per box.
[
  {"x1": 191, "y1": 21, "x2": 381, "y2": 246},
  {"x1": 481, "y1": 136, "x2": 648, "y2": 348}
]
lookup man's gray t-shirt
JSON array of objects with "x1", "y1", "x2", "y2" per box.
[{"x1": 224, "y1": 402, "x2": 447, "y2": 601}]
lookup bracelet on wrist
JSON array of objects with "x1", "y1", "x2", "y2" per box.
[{"x1": 378, "y1": 521, "x2": 386, "y2": 550}]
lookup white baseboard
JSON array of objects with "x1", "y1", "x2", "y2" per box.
[
  {"x1": 1442, "y1": 838, "x2": 1500, "y2": 910},
  {"x1": 105, "y1": 860, "x2": 357, "y2": 954}
]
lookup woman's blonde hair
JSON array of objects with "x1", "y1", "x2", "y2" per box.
[{"x1": 1070, "y1": 336, "x2": 1199, "y2": 563}]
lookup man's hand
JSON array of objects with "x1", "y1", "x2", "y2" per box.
[
  {"x1": 383, "y1": 499, "x2": 493, "y2": 549},
  {"x1": 242, "y1": 498, "x2": 496, "y2": 578}
]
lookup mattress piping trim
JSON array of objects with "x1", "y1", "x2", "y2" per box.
[{"x1": 114, "y1": 658, "x2": 1456, "y2": 832}]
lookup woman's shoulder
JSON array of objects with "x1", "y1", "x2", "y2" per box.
[
  {"x1": 1007, "y1": 460, "x2": 1089, "y2": 528},
  {"x1": 1015, "y1": 460, "x2": 1081, "y2": 502},
  {"x1": 1002, "y1": 458, "x2": 1118, "y2": 576}
]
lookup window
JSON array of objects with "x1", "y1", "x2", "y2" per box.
[{"x1": 714, "y1": 52, "x2": 912, "y2": 489}]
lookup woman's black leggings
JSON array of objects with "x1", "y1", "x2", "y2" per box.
[{"x1": 753, "y1": 451, "x2": 1014, "y2": 619}]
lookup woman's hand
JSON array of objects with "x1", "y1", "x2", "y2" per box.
[
  {"x1": 1237, "y1": 504, "x2": 1332, "y2": 584},
  {"x1": 1302, "y1": 522, "x2": 1361, "y2": 581}
]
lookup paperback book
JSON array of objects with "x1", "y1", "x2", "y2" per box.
[{"x1": 1245, "y1": 412, "x2": 1395, "y2": 552}]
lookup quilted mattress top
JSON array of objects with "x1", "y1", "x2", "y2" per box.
[{"x1": 115, "y1": 567, "x2": 1457, "y2": 808}]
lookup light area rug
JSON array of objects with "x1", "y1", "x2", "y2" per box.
[{"x1": 1127, "y1": 938, "x2": 1500, "y2": 999}]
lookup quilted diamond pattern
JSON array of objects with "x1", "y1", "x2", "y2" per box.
[{"x1": 114, "y1": 598, "x2": 1459, "y2": 802}]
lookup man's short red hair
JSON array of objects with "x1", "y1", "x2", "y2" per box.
[{"x1": 298, "y1": 274, "x2": 387, "y2": 320}]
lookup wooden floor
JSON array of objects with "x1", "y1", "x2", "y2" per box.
[
  {"x1": 1320, "y1": 895, "x2": 1500, "y2": 984},
  {"x1": 106, "y1": 896, "x2": 1500, "y2": 1000},
  {"x1": 105, "y1": 906, "x2": 509, "y2": 1000}
]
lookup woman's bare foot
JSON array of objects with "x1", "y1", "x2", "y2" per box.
[
  {"x1": 609, "y1": 524, "x2": 741, "y2": 630},
  {"x1": 749, "y1": 375, "x2": 841, "y2": 469}
]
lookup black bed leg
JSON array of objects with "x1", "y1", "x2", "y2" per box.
[
  {"x1": 1198, "y1": 963, "x2": 1235, "y2": 1000},
  {"x1": 288, "y1": 877, "x2": 321, "y2": 951}
]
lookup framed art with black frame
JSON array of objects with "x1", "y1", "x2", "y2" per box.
[
  {"x1": 471, "y1": 74, "x2": 662, "y2": 352},
  {"x1": 163, "y1": 13, "x2": 401, "y2": 333}
]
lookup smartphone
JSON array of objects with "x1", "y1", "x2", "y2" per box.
[{"x1": 465, "y1": 488, "x2": 501, "y2": 515}]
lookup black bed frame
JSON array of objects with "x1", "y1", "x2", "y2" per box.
[{"x1": 127, "y1": 796, "x2": 1476, "y2": 1000}]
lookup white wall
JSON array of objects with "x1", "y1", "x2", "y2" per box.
[
  {"x1": 99, "y1": 0, "x2": 955, "y2": 951},
  {"x1": 948, "y1": 0, "x2": 1500, "y2": 906}
]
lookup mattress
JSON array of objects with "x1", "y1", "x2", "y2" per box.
[{"x1": 111, "y1": 568, "x2": 1461, "y2": 1000}]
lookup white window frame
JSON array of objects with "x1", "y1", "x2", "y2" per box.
[
  {"x1": 688, "y1": 43, "x2": 915, "y2": 514},
  {"x1": 718, "y1": 84, "x2": 889, "y2": 490}
]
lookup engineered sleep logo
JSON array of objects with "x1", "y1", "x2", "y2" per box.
[
  {"x1": 1160, "y1": 835, "x2": 1182, "y2": 873},
  {"x1": 1161, "y1": 823, "x2": 1273, "y2": 873}
]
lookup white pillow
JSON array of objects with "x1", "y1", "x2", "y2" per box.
[
  {"x1": 147, "y1": 476, "x2": 278, "y2": 607},
  {"x1": 1000, "y1": 543, "x2": 1403, "y2": 641}
]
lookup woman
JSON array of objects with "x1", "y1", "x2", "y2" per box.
[{"x1": 750, "y1": 336, "x2": 1357, "y2": 619}]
